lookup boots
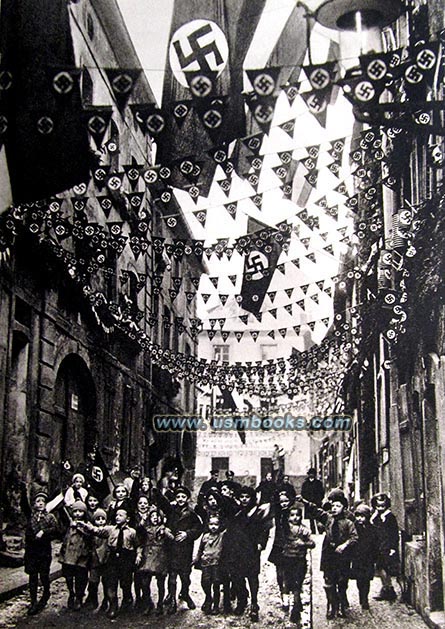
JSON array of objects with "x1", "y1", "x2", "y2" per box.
[
  {"x1": 337, "y1": 583, "x2": 348, "y2": 618},
  {"x1": 290, "y1": 592, "x2": 303, "y2": 625},
  {"x1": 84, "y1": 582, "x2": 99, "y2": 609},
  {"x1": 324, "y1": 585, "x2": 337, "y2": 620},
  {"x1": 27, "y1": 599, "x2": 40, "y2": 617},
  {"x1": 374, "y1": 586, "x2": 397, "y2": 601},
  {"x1": 107, "y1": 599, "x2": 118, "y2": 619},
  {"x1": 181, "y1": 593, "x2": 196, "y2": 610},
  {"x1": 201, "y1": 595, "x2": 212, "y2": 614},
  {"x1": 249, "y1": 603, "x2": 259, "y2": 622}
]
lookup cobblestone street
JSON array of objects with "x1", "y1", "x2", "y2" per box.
[{"x1": 0, "y1": 536, "x2": 430, "y2": 629}]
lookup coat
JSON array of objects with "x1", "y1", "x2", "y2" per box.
[
  {"x1": 221, "y1": 503, "x2": 270, "y2": 578},
  {"x1": 268, "y1": 507, "x2": 289, "y2": 565},
  {"x1": 313, "y1": 508, "x2": 358, "y2": 578},
  {"x1": 350, "y1": 522, "x2": 379, "y2": 580},
  {"x1": 370, "y1": 509, "x2": 400, "y2": 573},
  {"x1": 301, "y1": 478, "x2": 324, "y2": 518},
  {"x1": 137, "y1": 523, "x2": 173, "y2": 575},
  {"x1": 24, "y1": 510, "x2": 58, "y2": 574},
  {"x1": 156, "y1": 492, "x2": 203, "y2": 572},
  {"x1": 59, "y1": 522, "x2": 91, "y2": 568}
]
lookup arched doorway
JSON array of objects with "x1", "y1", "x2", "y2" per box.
[{"x1": 51, "y1": 354, "x2": 96, "y2": 490}]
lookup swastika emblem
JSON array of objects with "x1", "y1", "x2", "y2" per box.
[
  {"x1": 246, "y1": 250, "x2": 269, "y2": 280},
  {"x1": 37, "y1": 116, "x2": 54, "y2": 135},
  {"x1": 169, "y1": 20, "x2": 228, "y2": 88},
  {"x1": 203, "y1": 108, "x2": 223, "y2": 129},
  {"x1": 91, "y1": 466, "x2": 104, "y2": 482},
  {"x1": 416, "y1": 48, "x2": 436, "y2": 71},
  {"x1": 111, "y1": 73, "x2": 133, "y2": 94},
  {"x1": 367, "y1": 59, "x2": 387, "y2": 81},
  {"x1": 253, "y1": 73, "x2": 275, "y2": 96},
  {"x1": 53, "y1": 71, "x2": 74, "y2": 94},
  {"x1": 354, "y1": 80, "x2": 376, "y2": 102},
  {"x1": 309, "y1": 68, "x2": 330, "y2": 90},
  {"x1": 189, "y1": 74, "x2": 213, "y2": 98},
  {"x1": 405, "y1": 64, "x2": 423, "y2": 84},
  {"x1": 306, "y1": 92, "x2": 327, "y2": 113}
]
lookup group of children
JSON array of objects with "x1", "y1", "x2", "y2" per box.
[{"x1": 23, "y1": 469, "x2": 400, "y2": 626}]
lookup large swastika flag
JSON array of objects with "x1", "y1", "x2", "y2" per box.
[{"x1": 158, "y1": 0, "x2": 266, "y2": 193}]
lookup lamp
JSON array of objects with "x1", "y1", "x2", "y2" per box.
[{"x1": 315, "y1": 0, "x2": 403, "y2": 31}]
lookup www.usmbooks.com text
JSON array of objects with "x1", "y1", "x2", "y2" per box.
[{"x1": 153, "y1": 413, "x2": 352, "y2": 432}]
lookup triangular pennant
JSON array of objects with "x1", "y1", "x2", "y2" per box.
[
  {"x1": 278, "y1": 328, "x2": 287, "y2": 338},
  {"x1": 170, "y1": 100, "x2": 193, "y2": 128},
  {"x1": 105, "y1": 68, "x2": 141, "y2": 110},
  {"x1": 246, "y1": 68, "x2": 281, "y2": 97},
  {"x1": 245, "y1": 93, "x2": 277, "y2": 134},
  {"x1": 83, "y1": 106, "x2": 112, "y2": 148}
]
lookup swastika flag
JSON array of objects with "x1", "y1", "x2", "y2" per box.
[
  {"x1": 158, "y1": 0, "x2": 266, "y2": 194},
  {"x1": 240, "y1": 218, "x2": 286, "y2": 316}
]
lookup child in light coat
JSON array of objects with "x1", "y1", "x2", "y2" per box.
[
  {"x1": 59, "y1": 500, "x2": 91, "y2": 610},
  {"x1": 194, "y1": 514, "x2": 226, "y2": 615},
  {"x1": 136, "y1": 505, "x2": 174, "y2": 615},
  {"x1": 64, "y1": 473, "x2": 88, "y2": 506}
]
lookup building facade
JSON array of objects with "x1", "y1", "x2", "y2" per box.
[
  {"x1": 0, "y1": 0, "x2": 201, "y2": 534},
  {"x1": 310, "y1": 1, "x2": 445, "y2": 624}
]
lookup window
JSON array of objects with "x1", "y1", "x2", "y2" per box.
[
  {"x1": 212, "y1": 457, "x2": 229, "y2": 474},
  {"x1": 260, "y1": 344, "x2": 277, "y2": 360},
  {"x1": 214, "y1": 345, "x2": 229, "y2": 362}
]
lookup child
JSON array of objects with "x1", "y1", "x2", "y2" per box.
[
  {"x1": 351, "y1": 504, "x2": 379, "y2": 610},
  {"x1": 23, "y1": 490, "x2": 58, "y2": 616},
  {"x1": 268, "y1": 491, "x2": 292, "y2": 609},
  {"x1": 136, "y1": 505, "x2": 174, "y2": 615},
  {"x1": 84, "y1": 508, "x2": 109, "y2": 611},
  {"x1": 85, "y1": 493, "x2": 100, "y2": 522},
  {"x1": 156, "y1": 485, "x2": 203, "y2": 613},
  {"x1": 370, "y1": 493, "x2": 400, "y2": 601},
  {"x1": 194, "y1": 514, "x2": 225, "y2": 615},
  {"x1": 281, "y1": 505, "x2": 315, "y2": 625},
  {"x1": 64, "y1": 473, "x2": 88, "y2": 506},
  {"x1": 107, "y1": 483, "x2": 133, "y2": 525},
  {"x1": 59, "y1": 500, "x2": 91, "y2": 610},
  {"x1": 221, "y1": 485, "x2": 271, "y2": 622},
  {"x1": 299, "y1": 492, "x2": 357, "y2": 619},
  {"x1": 80, "y1": 507, "x2": 140, "y2": 619}
]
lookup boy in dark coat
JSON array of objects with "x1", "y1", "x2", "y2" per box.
[
  {"x1": 299, "y1": 492, "x2": 357, "y2": 619},
  {"x1": 156, "y1": 485, "x2": 203, "y2": 613},
  {"x1": 23, "y1": 490, "x2": 58, "y2": 616},
  {"x1": 268, "y1": 490, "x2": 293, "y2": 609},
  {"x1": 370, "y1": 493, "x2": 400, "y2": 601},
  {"x1": 300, "y1": 468, "x2": 324, "y2": 533},
  {"x1": 221, "y1": 485, "x2": 271, "y2": 622},
  {"x1": 351, "y1": 503, "x2": 379, "y2": 610}
]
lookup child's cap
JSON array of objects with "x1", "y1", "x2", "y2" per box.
[
  {"x1": 32, "y1": 489, "x2": 48, "y2": 502},
  {"x1": 174, "y1": 485, "x2": 191, "y2": 498},
  {"x1": 371, "y1": 492, "x2": 391, "y2": 509},
  {"x1": 70, "y1": 500, "x2": 87, "y2": 513},
  {"x1": 354, "y1": 504, "x2": 372, "y2": 518},
  {"x1": 72, "y1": 473, "x2": 85, "y2": 484},
  {"x1": 93, "y1": 508, "x2": 107, "y2": 522}
]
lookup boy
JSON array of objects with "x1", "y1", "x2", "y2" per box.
[
  {"x1": 24, "y1": 489, "x2": 58, "y2": 615},
  {"x1": 221, "y1": 485, "x2": 271, "y2": 622},
  {"x1": 194, "y1": 514, "x2": 225, "y2": 614},
  {"x1": 370, "y1": 493, "x2": 400, "y2": 602},
  {"x1": 156, "y1": 485, "x2": 203, "y2": 613},
  {"x1": 351, "y1": 503, "x2": 378, "y2": 610},
  {"x1": 79, "y1": 507, "x2": 140, "y2": 619},
  {"x1": 59, "y1": 500, "x2": 91, "y2": 610},
  {"x1": 298, "y1": 492, "x2": 357, "y2": 619},
  {"x1": 281, "y1": 504, "x2": 315, "y2": 625}
]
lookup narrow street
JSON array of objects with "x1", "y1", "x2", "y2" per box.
[{"x1": 0, "y1": 536, "x2": 428, "y2": 629}]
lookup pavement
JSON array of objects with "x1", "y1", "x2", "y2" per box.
[{"x1": 0, "y1": 534, "x2": 431, "y2": 628}]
